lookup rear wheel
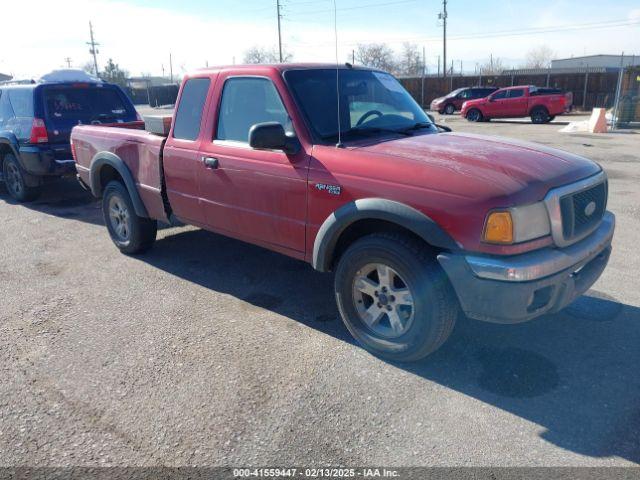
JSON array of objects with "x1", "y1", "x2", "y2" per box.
[
  {"x1": 443, "y1": 103, "x2": 455, "y2": 115},
  {"x1": 334, "y1": 233, "x2": 458, "y2": 362},
  {"x1": 466, "y1": 108, "x2": 483, "y2": 122},
  {"x1": 2, "y1": 154, "x2": 41, "y2": 202},
  {"x1": 531, "y1": 107, "x2": 550, "y2": 124},
  {"x1": 102, "y1": 181, "x2": 157, "y2": 254}
]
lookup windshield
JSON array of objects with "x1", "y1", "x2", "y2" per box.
[
  {"x1": 42, "y1": 85, "x2": 134, "y2": 123},
  {"x1": 445, "y1": 88, "x2": 465, "y2": 98},
  {"x1": 285, "y1": 68, "x2": 434, "y2": 143}
]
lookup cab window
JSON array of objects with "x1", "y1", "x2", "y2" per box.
[
  {"x1": 216, "y1": 77, "x2": 290, "y2": 143},
  {"x1": 173, "y1": 78, "x2": 211, "y2": 141},
  {"x1": 508, "y1": 89, "x2": 525, "y2": 98},
  {"x1": 491, "y1": 90, "x2": 508, "y2": 100}
]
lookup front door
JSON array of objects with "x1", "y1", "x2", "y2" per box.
[
  {"x1": 502, "y1": 88, "x2": 528, "y2": 117},
  {"x1": 484, "y1": 89, "x2": 509, "y2": 117},
  {"x1": 197, "y1": 75, "x2": 308, "y2": 256}
]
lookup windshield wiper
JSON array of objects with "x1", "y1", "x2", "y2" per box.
[
  {"x1": 346, "y1": 126, "x2": 413, "y2": 137},
  {"x1": 398, "y1": 121, "x2": 434, "y2": 133}
]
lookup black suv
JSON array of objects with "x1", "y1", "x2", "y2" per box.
[
  {"x1": 0, "y1": 79, "x2": 138, "y2": 201},
  {"x1": 430, "y1": 86, "x2": 499, "y2": 115}
]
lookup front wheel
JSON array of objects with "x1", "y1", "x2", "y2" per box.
[
  {"x1": 334, "y1": 233, "x2": 458, "y2": 362},
  {"x1": 466, "y1": 109, "x2": 482, "y2": 122},
  {"x1": 2, "y1": 154, "x2": 41, "y2": 202},
  {"x1": 102, "y1": 181, "x2": 157, "y2": 254}
]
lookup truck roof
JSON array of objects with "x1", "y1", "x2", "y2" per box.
[{"x1": 194, "y1": 62, "x2": 380, "y2": 75}]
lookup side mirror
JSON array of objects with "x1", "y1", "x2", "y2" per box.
[{"x1": 249, "y1": 122, "x2": 299, "y2": 155}]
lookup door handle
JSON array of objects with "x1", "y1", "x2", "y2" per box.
[{"x1": 202, "y1": 156, "x2": 219, "y2": 169}]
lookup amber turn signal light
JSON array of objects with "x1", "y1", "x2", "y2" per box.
[{"x1": 483, "y1": 211, "x2": 514, "y2": 244}]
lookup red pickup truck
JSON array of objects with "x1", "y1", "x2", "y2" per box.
[
  {"x1": 71, "y1": 64, "x2": 614, "y2": 361},
  {"x1": 461, "y1": 85, "x2": 572, "y2": 123}
]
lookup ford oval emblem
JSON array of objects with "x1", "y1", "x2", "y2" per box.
[{"x1": 584, "y1": 201, "x2": 596, "y2": 217}]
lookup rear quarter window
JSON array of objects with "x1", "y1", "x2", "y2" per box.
[
  {"x1": 8, "y1": 89, "x2": 34, "y2": 117},
  {"x1": 172, "y1": 78, "x2": 211, "y2": 141}
]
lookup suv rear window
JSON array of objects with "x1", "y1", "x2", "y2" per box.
[{"x1": 42, "y1": 86, "x2": 132, "y2": 123}]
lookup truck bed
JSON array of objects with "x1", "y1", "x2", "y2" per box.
[{"x1": 72, "y1": 124, "x2": 169, "y2": 222}]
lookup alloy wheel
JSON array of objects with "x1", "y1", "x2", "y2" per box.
[
  {"x1": 352, "y1": 263, "x2": 415, "y2": 338},
  {"x1": 6, "y1": 162, "x2": 23, "y2": 197},
  {"x1": 108, "y1": 195, "x2": 131, "y2": 241}
]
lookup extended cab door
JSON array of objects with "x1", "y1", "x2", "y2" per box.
[
  {"x1": 196, "y1": 73, "x2": 309, "y2": 257},
  {"x1": 163, "y1": 76, "x2": 214, "y2": 226}
]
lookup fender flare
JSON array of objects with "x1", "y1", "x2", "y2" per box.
[
  {"x1": 0, "y1": 132, "x2": 21, "y2": 164},
  {"x1": 89, "y1": 151, "x2": 149, "y2": 218},
  {"x1": 312, "y1": 198, "x2": 460, "y2": 272}
]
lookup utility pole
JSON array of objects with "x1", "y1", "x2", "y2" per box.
[
  {"x1": 421, "y1": 45, "x2": 426, "y2": 107},
  {"x1": 161, "y1": 64, "x2": 165, "y2": 78},
  {"x1": 276, "y1": 0, "x2": 283, "y2": 63},
  {"x1": 437, "y1": 55, "x2": 440, "y2": 77},
  {"x1": 438, "y1": 0, "x2": 447, "y2": 78},
  {"x1": 64, "y1": 57, "x2": 72, "y2": 68},
  {"x1": 86, "y1": 21, "x2": 100, "y2": 77},
  {"x1": 352, "y1": 49, "x2": 355, "y2": 64},
  {"x1": 169, "y1": 53, "x2": 173, "y2": 83}
]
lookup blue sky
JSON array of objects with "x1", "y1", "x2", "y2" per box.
[{"x1": 1, "y1": 0, "x2": 639, "y2": 77}]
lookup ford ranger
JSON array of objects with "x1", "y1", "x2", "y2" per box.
[
  {"x1": 71, "y1": 64, "x2": 614, "y2": 362},
  {"x1": 461, "y1": 85, "x2": 572, "y2": 123}
]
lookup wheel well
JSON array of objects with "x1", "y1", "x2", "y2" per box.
[
  {"x1": 330, "y1": 218, "x2": 436, "y2": 270},
  {"x1": 530, "y1": 105, "x2": 548, "y2": 114},
  {"x1": 98, "y1": 164, "x2": 124, "y2": 193},
  {"x1": 0, "y1": 144, "x2": 13, "y2": 170}
]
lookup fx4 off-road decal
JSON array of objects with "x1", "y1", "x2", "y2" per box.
[{"x1": 315, "y1": 183, "x2": 341, "y2": 196}]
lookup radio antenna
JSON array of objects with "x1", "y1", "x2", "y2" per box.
[{"x1": 333, "y1": 0, "x2": 344, "y2": 148}]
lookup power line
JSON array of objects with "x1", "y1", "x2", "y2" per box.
[
  {"x1": 290, "y1": 17, "x2": 640, "y2": 47},
  {"x1": 283, "y1": 0, "x2": 422, "y2": 18}
]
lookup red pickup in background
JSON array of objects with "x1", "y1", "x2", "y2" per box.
[{"x1": 461, "y1": 85, "x2": 572, "y2": 123}]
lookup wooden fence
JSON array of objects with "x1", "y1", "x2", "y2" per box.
[{"x1": 399, "y1": 70, "x2": 625, "y2": 111}]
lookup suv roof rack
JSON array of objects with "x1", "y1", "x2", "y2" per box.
[{"x1": 0, "y1": 79, "x2": 36, "y2": 86}]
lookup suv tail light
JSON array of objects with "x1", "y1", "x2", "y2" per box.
[
  {"x1": 29, "y1": 118, "x2": 49, "y2": 144},
  {"x1": 70, "y1": 139, "x2": 77, "y2": 161}
]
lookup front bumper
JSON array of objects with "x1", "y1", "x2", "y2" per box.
[
  {"x1": 19, "y1": 145, "x2": 76, "y2": 177},
  {"x1": 437, "y1": 212, "x2": 615, "y2": 324}
]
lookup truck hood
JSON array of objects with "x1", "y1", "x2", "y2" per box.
[{"x1": 352, "y1": 132, "x2": 601, "y2": 204}]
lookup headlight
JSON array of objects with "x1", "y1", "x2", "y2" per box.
[{"x1": 483, "y1": 202, "x2": 550, "y2": 244}]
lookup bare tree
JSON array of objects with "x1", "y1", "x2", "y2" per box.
[
  {"x1": 479, "y1": 56, "x2": 506, "y2": 75},
  {"x1": 398, "y1": 42, "x2": 424, "y2": 77},
  {"x1": 524, "y1": 45, "x2": 555, "y2": 69},
  {"x1": 243, "y1": 46, "x2": 292, "y2": 64},
  {"x1": 355, "y1": 43, "x2": 397, "y2": 73}
]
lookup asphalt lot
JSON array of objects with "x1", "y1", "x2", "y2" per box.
[{"x1": 1, "y1": 109, "x2": 639, "y2": 467}]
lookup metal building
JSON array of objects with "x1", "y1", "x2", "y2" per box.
[{"x1": 551, "y1": 54, "x2": 640, "y2": 70}]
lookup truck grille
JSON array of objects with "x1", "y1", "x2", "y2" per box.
[{"x1": 559, "y1": 181, "x2": 607, "y2": 241}]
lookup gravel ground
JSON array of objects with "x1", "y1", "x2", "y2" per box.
[{"x1": 0, "y1": 111, "x2": 639, "y2": 467}]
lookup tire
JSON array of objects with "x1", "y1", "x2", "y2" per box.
[
  {"x1": 531, "y1": 107, "x2": 550, "y2": 124},
  {"x1": 443, "y1": 103, "x2": 455, "y2": 115},
  {"x1": 102, "y1": 180, "x2": 157, "y2": 254},
  {"x1": 466, "y1": 108, "x2": 482, "y2": 122},
  {"x1": 334, "y1": 232, "x2": 458, "y2": 362},
  {"x1": 548, "y1": 115, "x2": 556, "y2": 122},
  {"x1": 2, "y1": 154, "x2": 41, "y2": 202}
]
